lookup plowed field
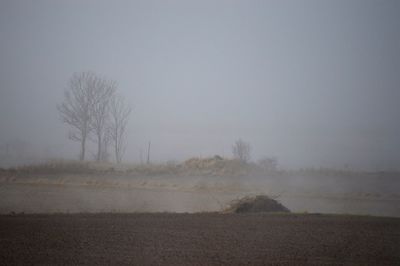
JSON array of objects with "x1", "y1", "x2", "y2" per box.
[{"x1": 1, "y1": 213, "x2": 399, "y2": 265}]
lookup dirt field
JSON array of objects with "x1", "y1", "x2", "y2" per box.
[
  {"x1": 1, "y1": 213, "x2": 399, "y2": 265},
  {"x1": 1, "y1": 168, "x2": 399, "y2": 264},
  {"x1": 1, "y1": 173, "x2": 399, "y2": 216}
]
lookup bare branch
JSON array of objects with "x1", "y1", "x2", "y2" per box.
[
  {"x1": 109, "y1": 94, "x2": 132, "y2": 163},
  {"x1": 89, "y1": 76, "x2": 116, "y2": 161}
]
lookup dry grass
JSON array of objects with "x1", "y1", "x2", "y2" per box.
[
  {"x1": 9, "y1": 160, "x2": 95, "y2": 175},
  {"x1": 1, "y1": 157, "x2": 256, "y2": 177},
  {"x1": 3, "y1": 157, "x2": 393, "y2": 179}
]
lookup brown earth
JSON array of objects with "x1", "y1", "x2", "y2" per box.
[{"x1": 0, "y1": 213, "x2": 399, "y2": 265}]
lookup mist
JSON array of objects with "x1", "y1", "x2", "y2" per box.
[
  {"x1": 1, "y1": 0, "x2": 400, "y2": 170},
  {"x1": 2, "y1": 3, "x2": 400, "y2": 265}
]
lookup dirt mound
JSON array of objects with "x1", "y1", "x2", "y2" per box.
[
  {"x1": 224, "y1": 195, "x2": 290, "y2": 213},
  {"x1": 183, "y1": 156, "x2": 248, "y2": 176}
]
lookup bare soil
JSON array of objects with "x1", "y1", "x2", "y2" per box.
[{"x1": 0, "y1": 213, "x2": 399, "y2": 265}]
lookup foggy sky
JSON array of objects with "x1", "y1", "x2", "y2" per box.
[{"x1": 1, "y1": 0, "x2": 399, "y2": 170}]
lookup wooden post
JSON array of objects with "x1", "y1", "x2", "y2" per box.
[{"x1": 147, "y1": 141, "x2": 151, "y2": 164}]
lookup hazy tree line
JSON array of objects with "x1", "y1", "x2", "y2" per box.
[
  {"x1": 57, "y1": 72, "x2": 272, "y2": 167},
  {"x1": 57, "y1": 71, "x2": 131, "y2": 163}
]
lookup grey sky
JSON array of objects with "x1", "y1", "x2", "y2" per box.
[{"x1": 1, "y1": 0, "x2": 399, "y2": 169}]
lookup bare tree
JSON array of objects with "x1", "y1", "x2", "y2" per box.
[
  {"x1": 99, "y1": 128, "x2": 112, "y2": 162},
  {"x1": 109, "y1": 94, "x2": 132, "y2": 163},
  {"x1": 232, "y1": 138, "x2": 251, "y2": 163},
  {"x1": 90, "y1": 77, "x2": 116, "y2": 161},
  {"x1": 258, "y1": 156, "x2": 278, "y2": 172},
  {"x1": 57, "y1": 72, "x2": 98, "y2": 160}
]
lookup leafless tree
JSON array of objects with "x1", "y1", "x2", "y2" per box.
[
  {"x1": 109, "y1": 94, "x2": 132, "y2": 163},
  {"x1": 99, "y1": 128, "x2": 112, "y2": 162},
  {"x1": 258, "y1": 156, "x2": 278, "y2": 172},
  {"x1": 57, "y1": 72, "x2": 98, "y2": 160},
  {"x1": 232, "y1": 138, "x2": 251, "y2": 163},
  {"x1": 90, "y1": 77, "x2": 116, "y2": 161}
]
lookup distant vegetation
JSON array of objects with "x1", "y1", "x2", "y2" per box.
[
  {"x1": 0, "y1": 156, "x2": 279, "y2": 177},
  {"x1": 2, "y1": 157, "x2": 395, "y2": 179},
  {"x1": 232, "y1": 138, "x2": 251, "y2": 163}
]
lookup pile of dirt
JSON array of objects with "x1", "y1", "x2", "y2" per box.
[
  {"x1": 183, "y1": 156, "x2": 249, "y2": 176},
  {"x1": 224, "y1": 195, "x2": 290, "y2": 213}
]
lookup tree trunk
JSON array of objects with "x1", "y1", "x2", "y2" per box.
[
  {"x1": 80, "y1": 136, "x2": 86, "y2": 161},
  {"x1": 97, "y1": 134, "x2": 102, "y2": 162},
  {"x1": 114, "y1": 132, "x2": 120, "y2": 164},
  {"x1": 115, "y1": 141, "x2": 120, "y2": 164}
]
